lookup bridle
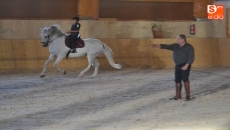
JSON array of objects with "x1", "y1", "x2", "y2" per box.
[
  {"x1": 41, "y1": 35, "x2": 50, "y2": 47},
  {"x1": 41, "y1": 33, "x2": 67, "y2": 47}
]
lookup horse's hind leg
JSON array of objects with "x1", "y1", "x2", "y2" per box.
[
  {"x1": 90, "y1": 58, "x2": 99, "y2": 78},
  {"x1": 54, "y1": 55, "x2": 66, "y2": 74},
  {"x1": 78, "y1": 55, "x2": 94, "y2": 78},
  {"x1": 41, "y1": 54, "x2": 55, "y2": 78}
]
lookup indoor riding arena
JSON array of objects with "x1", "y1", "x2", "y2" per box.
[{"x1": 0, "y1": 0, "x2": 230, "y2": 130}]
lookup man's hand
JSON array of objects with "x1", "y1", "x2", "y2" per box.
[
  {"x1": 151, "y1": 44, "x2": 160, "y2": 48},
  {"x1": 182, "y1": 64, "x2": 189, "y2": 70},
  {"x1": 66, "y1": 30, "x2": 71, "y2": 34}
]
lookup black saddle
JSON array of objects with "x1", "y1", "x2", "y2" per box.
[{"x1": 65, "y1": 36, "x2": 85, "y2": 49}]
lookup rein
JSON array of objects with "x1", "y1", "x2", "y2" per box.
[
  {"x1": 49, "y1": 33, "x2": 67, "y2": 43},
  {"x1": 41, "y1": 32, "x2": 67, "y2": 46}
]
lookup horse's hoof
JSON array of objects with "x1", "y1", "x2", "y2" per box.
[
  {"x1": 89, "y1": 75, "x2": 96, "y2": 78},
  {"x1": 89, "y1": 77, "x2": 95, "y2": 79},
  {"x1": 78, "y1": 75, "x2": 83, "y2": 79},
  {"x1": 40, "y1": 75, "x2": 45, "y2": 78},
  {"x1": 63, "y1": 71, "x2": 66, "y2": 74}
]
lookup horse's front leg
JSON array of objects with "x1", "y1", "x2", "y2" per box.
[
  {"x1": 41, "y1": 54, "x2": 55, "y2": 78},
  {"x1": 54, "y1": 54, "x2": 66, "y2": 74}
]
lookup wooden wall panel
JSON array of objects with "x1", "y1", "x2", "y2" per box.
[
  {"x1": 219, "y1": 38, "x2": 230, "y2": 66},
  {"x1": 227, "y1": 8, "x2": 230, "y2": 38},
  {"x1": 99, "y1": 1, "x2": 194, "y2": 20},
  {"x1": 1, "y1": 38, "x2": 229, "y2": 70},
  {"x1": 102, "y1": 0, "x2": 194, "y2": 2},
  {"x1": 0, "y1": 0, "x2": 79, "y2": 19},
  {"x1": 78, "y1": 0, "x2": 100, "y2": 19},
  {"x1": 193, "y1": 0, "x2": 214, "y2": 18}
]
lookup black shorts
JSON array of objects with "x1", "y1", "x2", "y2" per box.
[{"x1": 175, "y1": 63, "x2": 191, "y2": 83}]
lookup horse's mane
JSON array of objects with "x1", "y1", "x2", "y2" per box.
[{"x1": 42, "y1": 24, "x2": 65, "y2": 36}]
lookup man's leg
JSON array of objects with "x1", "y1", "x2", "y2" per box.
[
  {"x1": 173, "y1": 65, "x2": 183, "y2": 100},
  {"x1": 70, "y1": 35, "x2": 76, "y2": 53},
  {"x1": 69, "y1": 35, "x2": 73, "y2": 49},
  {"x1": 184, "y1": 80, "x2": 190, "y2": 100},
  {"x1": 173, "y1": 83, "x2": 182, "y2": 100},
  {"x1": 182, "y1": 65, "x2": 191, "y2": 100}
]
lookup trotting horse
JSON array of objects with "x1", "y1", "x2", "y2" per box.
[{"x1": 40, "y1": 24, "x2": 122, "y2": 78}]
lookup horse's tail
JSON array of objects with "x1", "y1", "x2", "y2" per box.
[{"x1": 103, "y1": 43, "x2": 122, "y2": 69}]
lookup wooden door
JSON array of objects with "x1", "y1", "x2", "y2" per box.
[{"x1": 193, "y1": 0, "x2": 214, "y2": 19}]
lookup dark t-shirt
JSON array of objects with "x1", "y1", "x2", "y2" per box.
[
  {"x1": 160, "y1": 43, "x2": 195, "y2": 65},
  {"x1": 71, "y1": 23, "x2": 81, "y2": 34}
]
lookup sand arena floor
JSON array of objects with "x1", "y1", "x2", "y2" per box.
[{"x1": 0, "y1": 67, "x2": 230, "y2": 130}]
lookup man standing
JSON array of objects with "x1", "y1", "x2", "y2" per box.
[
  {"x1": 67, "y1": 16, "x2": 81, "y2": 53},
  {"x1": 151, "y1": 34, "x2": 195, "y2": 101}
]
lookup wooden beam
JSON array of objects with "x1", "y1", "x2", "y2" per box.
[
  {"x1": 99, "y1": 1, "x2": 194, "y2": 20},
  {"x1": 227, "y1": 8, "x2": 230, "y2": 38},
  {"x1": 100, "y1": 0, "x2": 194, "y2": 2}
]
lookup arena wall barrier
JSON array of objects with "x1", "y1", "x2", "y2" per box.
[{"x1": 1, "y1": 38, "x2": 229, "y2": 71}]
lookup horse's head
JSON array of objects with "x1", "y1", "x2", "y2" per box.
[
  {"x1": 40, "y1": 24, "x2": 63, "y2": 47},
  {"x1": 41, "y1": 27, "x2": 51, "y2": 47}
]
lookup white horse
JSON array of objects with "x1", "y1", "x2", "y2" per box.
[{"x1": 40, "y1": 24, "x2": 122, "y2": 78}]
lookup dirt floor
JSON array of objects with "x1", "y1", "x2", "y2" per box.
[{"x1": 0, "y1": 67, "x2": 230, "y2": 130}]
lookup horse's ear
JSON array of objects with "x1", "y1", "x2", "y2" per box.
[
  {"x1": 48, "y1": 26, "x2": 56, "y2": 35},
  {"x1": 52, "y1": 24, "x2": 60, "y2": 29}
]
